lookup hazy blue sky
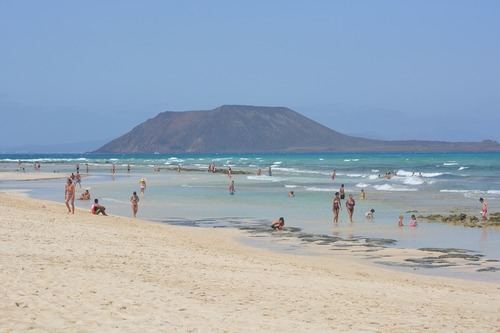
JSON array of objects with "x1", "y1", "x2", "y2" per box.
[{"x1": 1, "y1": 0, "x2": 499, "y2": 151}]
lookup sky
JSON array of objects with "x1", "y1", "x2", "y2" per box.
[{"x1": 1, "y1": 0, "x2": 499, "y2": 151}]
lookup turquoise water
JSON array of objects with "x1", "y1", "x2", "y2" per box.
[{"x1": 1, "y1": 152, "x2": 500, "y2": 276}]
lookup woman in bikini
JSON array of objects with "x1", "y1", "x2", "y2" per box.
[
  {"x1": 64, "y1": 178, "x2": 75, "y2": 214},
  {"x1": 332, "y1": 192, "x2": 341, "y2": 223},
  {"x1": 139, "y1": 178, "x2": 146, "y2": 195},
  {"x1": 479, "y1": 197, "x2": 488, "y2": 220},
  {"x1": 130, "y1": 191, "x2": 140, "y2": 218},
  {"x1": 345, "y1": 194, "x2": 355, "y2": 222}
]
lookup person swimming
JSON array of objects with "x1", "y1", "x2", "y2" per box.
[
  {"x1": 271, "y1": 217, "x2": 285, "y2": 230},
  {"x1": 365, "y1": 208, "x2": 375, "y2": 219}
]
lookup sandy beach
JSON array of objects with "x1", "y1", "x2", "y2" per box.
[{"x1": 1, "y1": 178, "x2": 500, "y2": 332}]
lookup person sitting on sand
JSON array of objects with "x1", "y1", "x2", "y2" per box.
[
  {"x1": 365, "y1": 208, "x2": 375, "y2": 220},
  {"x1": 409, "y1": 214, "x2": 417, "y2": 227},
  {"x1": 271, "y1": 217, "x2": 285, "y2": 230},
  {"x1": 345, "y1": 194, "x2": 355, "y2": 222},
  {"x1": 288, "y1": 191, "x2": 295, "y2": 198},
  {"x1": 397, "y1": 215, "x2": 404, "y2": 227},
  {"x1": 360, "y1": 189, "x2": 366, "y2": 200},
  {"x1": 479, "y1": 197, "x2": 488, "y2": 220},
  {"x1": 78, "y1": 189, "x2": 91, "y2": 200},
  {"x1": 90, "y1": 199, "x2": 107, "y2": 216}
]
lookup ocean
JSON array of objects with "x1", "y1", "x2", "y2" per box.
[{"x1": 1, "y1": 152, "x2": 500, "y2": 280}]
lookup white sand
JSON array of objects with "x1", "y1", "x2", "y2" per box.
[
  {"x1": 0, "y1": 191, "x2": 499, "y2": 332},
  {"x1": 0, "y1": 172, "x2": 68, "y2": 181}
]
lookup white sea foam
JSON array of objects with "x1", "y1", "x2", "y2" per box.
[
  {"x1": 345, "y1": 173, "x2": 367, "y2": 178},
  {"x1": 247, "y1": 175, "x2": 283, "y2": 182},
  {"x1": 319, "y1": 158, "x2": 324, "y2": 161},
  {"x1": 440, "y1": 189, "x2": 470, "y2": 193},
  {"x1": 373, "y1": 184, "x2": 418, "y2": 192},
  {"x1": 487, "y1": 190, "x2": 500, "y2": 195},
  {"x1": 368, "y1": 175, "x2": 379, "y2": 180},
  {"x1": 371, "y1": 169, "x2": 380, "y2": 173},
  {"x1": 305, "y1": 187, "x2": 336, "y2": 192},
  {"x1": 284, "y1": 184, "x2": 298, "y2": 188},
  {"x1": 443, "y1": 161, "x2": 458, "y2": 166},
  {"x1": 356, "y1": 183, "x2": 369, "y2": 188},
  {"x1": 397, "y1": 169, "x2": 444, "y2": 178},
  {"x1": 458, "y1": 166, "x2": 469, "y2": 171},
  {"x1": 400, "y1": 177, "x2": 425, "y2": 185}
]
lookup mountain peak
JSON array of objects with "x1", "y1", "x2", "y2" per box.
[{"x1": 95, "y1": 106, "x2": 500, "y2": 153}]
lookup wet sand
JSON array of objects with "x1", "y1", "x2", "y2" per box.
[{"x1": 1, "y1": 184, "x2": 500, "y2": 332}]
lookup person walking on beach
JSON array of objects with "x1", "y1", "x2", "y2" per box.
[
  {"x1": 64, "y1": 178, "x2": 75, "y2": 214},
  {"x1": 130, "y1": 191, "x2": 139, "y2": 217},
  {"x1": 227, "y1": 166, "x2": 232, "y2": 178},
  {"x1": 339, "y1": 184, "x2": 345, "y2": 200},
  {"x1": 75, "y1": 171, "x2": 82, "y2": 188},
  {"x1": 85, "y1": 163, "x2": 89, "y2": 174},
  {"x1": 139, "y1": 178, "x2": 146, "y2": 195},
  {"x1": 479, "y1": 197, "x2": 488, "y2": 220},
  {"x1": 229, "y1": 180, "x2": 235, "y2": 195},
  {"x1": 112, "y1": 163, "x2": 116, "y2": 175},
  {"x1": 332, "y1": 192, "x2": 341, "y2": 223},
  {"x1": 345, "y1": 194, "x2": 355, "y2": 222},
  {"x1": 331, "y1": 169, "x2": 336, "y2": 181}
]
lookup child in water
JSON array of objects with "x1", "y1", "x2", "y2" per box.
[
  {"x1": 271, "y1": 217, "x2": 285, "y2": 230},
  {"x1": 397, "y1": 215, "x2": 404, "y2": 227},
  {"x1": 365, "y1": 208, "x2": 375, "y2": 220},
  {"x1": 409, "y1": 214, "x2": 417, "y2": 227}
]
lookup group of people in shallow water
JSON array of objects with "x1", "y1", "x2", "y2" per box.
[
  {"x1": 64, "y1": 164, "x2": 148, "y2": 218},
  {"x1": 61, "y1": 163, "x2": 491, "y2": 230}
]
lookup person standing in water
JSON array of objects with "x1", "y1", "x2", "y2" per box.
[
  {"x1": 64, "y1": 178, "x2": 75, "y2": 214},
  {"x1": 479, "y1": 197, "x2": 488, "y2": 220},
  {"x1": 139, "y1": 178, "x2": 146, "y2": 195},
  {"x1": 127, "y1": 164, "x2": 131, "y2": 173},
  {"x1": 360, "y1": 189, "x2": 366, "y2": 200},
  {"x1": 229, "y1": 180, "x2": 235, "y2": 195},
  {"x1": 111, "y1": 163, "x2": 116, "y2": 175},
  {"x1": 332, "y1": 192, "x2": 341, "y2": 223},
  {"x1": 130, "y1": 191, "x2": 139, "y2": 218},
  {"x1": 331, "y1": 169, "x2": 336, "y2": 181},
  {"x1": 339, "y1": 184, "x2": 345, "y2": 200},
  {"x1": 268, "y1": 166, "x2": 272, "y2": 176},
  {"x1": 345, "y1": 194, "x2": 355, "y2": 222}
]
